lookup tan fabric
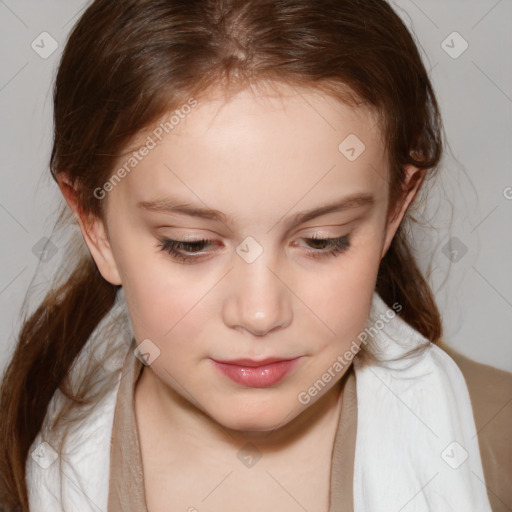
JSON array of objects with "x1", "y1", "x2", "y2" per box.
[
  {"x1": 328, "y1": 366, "x2": 357, "y2": 512},
  {"x1": 108, "y1": 339, "x2": 512, "y2": 512},
  {"x1": 437, "y1": 341, "x2": 512, "y2": 512},
  {"x1": 108, "y1": 340, "x2": 147, "y2": 511}
]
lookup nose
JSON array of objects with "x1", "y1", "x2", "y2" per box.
[{"x1": 222, "y1": 254, "x2": 293, "y2": 337}]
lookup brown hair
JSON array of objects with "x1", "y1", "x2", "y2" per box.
[{"x1": 0, "y1": 0, "x2": 444, "y2": 509}]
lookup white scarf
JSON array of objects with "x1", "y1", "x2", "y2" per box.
[
  {"x1": 352, "y1": 293, "x2": 492, "y2": 511},
  {"x1": 25, "y1": 290, "x2": 492, "y2": 511}
]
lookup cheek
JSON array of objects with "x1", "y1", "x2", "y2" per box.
[
  {"x1": 301, "y1": 239, "x2": 382, "y2": 352},
  {"x1": 123, "y1": 276, "x2": 202, "y2": 341},
  {"x1": 307, "y1": 237, "x2": 380, "y2": 305},
  {"x1": 122, "y1": 279, "x2": 208, "y2": 380},
  {"x1": 118, "y1": 247, "x2": 202, "y2": 342}
]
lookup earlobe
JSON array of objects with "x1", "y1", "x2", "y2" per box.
[
  {"x1": 380, "y1": 165, "x2": 425, "y2": 260},
  {"x1": 57, "y1": 174, "x2": 123, "y2": 286}
]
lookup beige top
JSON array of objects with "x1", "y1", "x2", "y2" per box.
[{"x1": 107, "y1": 339, "x2": 512, "y2": 512}]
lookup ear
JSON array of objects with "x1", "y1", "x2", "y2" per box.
[
  {"x1": 380, "y1": 165, "x2": 425, "y2": 260},
  {"x1": 57, "y1": 174, "x2": 123, "y2": 286}
]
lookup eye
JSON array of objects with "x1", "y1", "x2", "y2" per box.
[
  {"x1": 297, "y1": 234, "x2": 351, "y2": 259},
  {"x1": 157, "y1": 237, "x2": 216, "y2": 264},
  {"x1": 157, "y1": 233, "x2": 351, "y2": 264}
]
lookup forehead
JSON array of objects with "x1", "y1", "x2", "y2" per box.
[
  {"x1": 148, "y1": 82, "x2": 382, "y2": 149},
  {"x1": 110, "y1": 84, "x2": 387, "y2": 217}
]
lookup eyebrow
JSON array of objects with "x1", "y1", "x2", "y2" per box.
[{"x1": 137, "y1": 192, "x2": 375, "y2": 230}]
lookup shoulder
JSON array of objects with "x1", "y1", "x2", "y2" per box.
[
  {"x1": 436, "y1": 340, "x2": 512, "y2": 512},
  {"x1": 436, "y1": 340, "x2": 512, "y2": 430}
]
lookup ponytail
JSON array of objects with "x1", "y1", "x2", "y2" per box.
[{"x1": 0, "y1": 256, "x2": 118, "y2": 511}]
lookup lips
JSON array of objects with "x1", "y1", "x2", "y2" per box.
[
  {"x1": 214, "y1": 357, "x2": 296, "y2": 367},
  {"x1": 211, "y1": 356, "x2": 302, "y2": 388}
]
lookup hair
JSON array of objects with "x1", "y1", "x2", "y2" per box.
[{"x1": 0, "y1": 0, "x2": 445, "y2": 509}]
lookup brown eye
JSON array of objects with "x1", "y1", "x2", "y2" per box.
[
  {"x1": 299, "y1": 235, "x2": 351, "y2": 259},
  {"x1": 157, "y1": 237, "x2": 216, "y2": 263}
]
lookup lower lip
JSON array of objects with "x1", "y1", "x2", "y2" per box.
[{"x1": 211, "y1": 358, "x2": 301, "y2": 388}]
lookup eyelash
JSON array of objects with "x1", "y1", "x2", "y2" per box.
[{"x1": 156, "y1": 234, "x2": 351, "y2": 264}]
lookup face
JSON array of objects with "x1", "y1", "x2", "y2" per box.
[{"x1": 67, "y1": 83, "x2": 421, "y2": 432}]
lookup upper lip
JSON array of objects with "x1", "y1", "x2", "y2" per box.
[{"x1": 212, "y1": 357, "x2": 300, "y2": 367}]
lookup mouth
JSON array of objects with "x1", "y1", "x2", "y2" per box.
[{"x1": 210, "y1": 356, "x2": 302, "y2": 388}]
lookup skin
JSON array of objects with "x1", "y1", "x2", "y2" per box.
[{"x1": 59, "y1": 82, "x2": 424, "y2": 508}]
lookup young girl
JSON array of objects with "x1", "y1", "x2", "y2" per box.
[{"x1": 1, "y1": 0, "x2": 510, "y2": 511}]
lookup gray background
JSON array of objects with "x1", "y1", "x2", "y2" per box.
[{"x1": 1, "y1": 0, "x2": 511, "y2": 375}]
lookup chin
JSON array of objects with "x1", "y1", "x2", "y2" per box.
[
  {"x1": 214, "y1": 404, "x2": 297, "y2": 433},
  {"x1": 224, "y1": 418, "x2": 287, "y2": 434}
]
